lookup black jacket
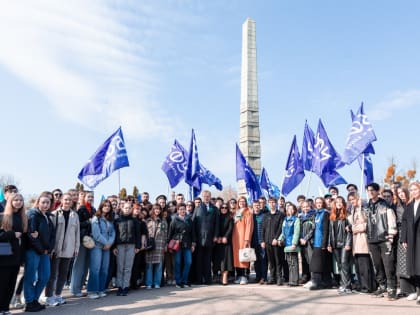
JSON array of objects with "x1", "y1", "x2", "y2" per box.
[
  {"x1": 262, "y1": 211, "x2": 285, "y2": 244},
  {"x1": 168, "y1": 215, "x2": 195, "y2": 249},
  {"x1": 299, "y1": 210, "x2": 316, "y2": 245},
  {"x1": 114, "y1": 214, "x2": 141, "y2": 248},
  {"x1": 366, "y1": 198, "x2": 397, "y2": 244},
  {"x1": 192, "y1": 203, "x2": 219, "y2": 247},
  {"x1": 27, "y1": 208, "x2": 55, "y2": 255},
  {"x1": 218, "y1": 213, "x2": 233, "y2": 242},
  {"x1": 77, "y1": 205, "x2": 95, "y2": 240},
  {"x1": 328, "y1": 218, "x2": 352, "y2": 248},
  {"x1": 0, "y1": 211, "x2": 26, "y2": 266}
]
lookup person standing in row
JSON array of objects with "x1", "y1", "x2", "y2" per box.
[
  {"x1": 87, "y1": 200, "x2": 115, "y2": 299},
  {"x1": 192, "y1": 190, "x2": 219, "y2": 285},
  {"x1": 113, "y1": 202, "x2": 141, "y2": 296},
  {"x1": 232, "y1": 196, "x2": 254, "y2": 285},
  {"x1": 0, "y1": 193, "x2": 27, "y2": 315},
  {"x1": 45, "y1": 193, "x2": 80, "y2": 306}
]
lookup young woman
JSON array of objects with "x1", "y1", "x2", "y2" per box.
[
  {"x1": 279, "y1": 203, "x2": 300, "y2": 286},
  {"x1": 232, "y1": 196, "x2": 254, "y2": 285},
  {"x1": 130, "y1": 204, "x2": 148, "y2": 290},
  {"x1": 70, "y1": 191, "x2": 96, "y2": 297},
  {"x1": 308, "y1": 197, "x2": 330, "y2": 290},
  {"x1": 327, "y1": 196, "x2": 352, "y2": 294},
  {"x1": 299, "y1": 201, "x2": 316, "y2": 285},
  {"x1": 145, "y1": 204, "x2": 167, "y2": 289},
  {"x1": 347, "y1": 192, "x2": 373, "y2": 293},
  {"x1": 214, "y1": 202, "x2": 234, "y2": 285},
  {"x1": 87, "y1": 200, "x2": 115, "y2": 299},
  {"x1": 45, "y1": 193, "x2": 80, "y2": 306},
  {"x1": 395, "y1": 187, "x2": 416, "y2": 298},
  {"x1": 0, "y1": 193, "x2": 27, "y2": 315},
  {"x1": 168, "y1": 203, "x2": 195, "y2": 288},
  {"x1": 113, "y1": 202, "x2": 141, "y2": 296},
  {"x1": 24, "y1": 192, "x2": 55, "y2": 312},
  {"x1": 401, "y1": 182, "x2": 420, "y2": 305}
]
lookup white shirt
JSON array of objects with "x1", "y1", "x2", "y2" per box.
[{"x1": 414, "y1": 200, "x2": 419, "y2": 218}]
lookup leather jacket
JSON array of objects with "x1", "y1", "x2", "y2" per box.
[
  {"x1": 365, "y1": 198, "x2": 397, "y2": 244},
  {"x1": 328, "y1": 219, "x2": 352, "y2": 248}
]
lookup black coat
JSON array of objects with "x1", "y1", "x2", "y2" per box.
[
  {"x1": 192, "y1": 203, "x2": 219, "y2": 247},
  {"x1": 401, "y1": 201, "x2": 420, "y2": 276},
  {"x1": 77, "y1": 205, "x2": 95, "y2": 240}
]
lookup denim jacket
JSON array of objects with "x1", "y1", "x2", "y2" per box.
[{"x1": 91, "y1": 216, "x2": 115, "y2": 248}]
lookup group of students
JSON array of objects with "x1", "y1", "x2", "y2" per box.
[{"x1": 0, "y1": 180, "x2": 419, "y2": 313}]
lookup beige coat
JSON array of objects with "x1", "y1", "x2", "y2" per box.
[
  {"x1": 347, "y1": 208, "x2": 369, "y2": 254},
  {"x1": 232, "y1": 208, "x2": 254, "y2": 268},
  {"x1": 52, "y1": 209, "x2": 80, "y2": 258}
]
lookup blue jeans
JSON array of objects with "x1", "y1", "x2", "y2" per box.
[
  {"x1": 174, "y1": 249, "x2": 192, "y2": 285},
  {"x1": 87, "y1": 246, "x2": 110, "y2": 293},
  {"x1": 145, "y1": 262, "x2": 162, "y2": 287},
  {"x1": 70, "y1": 244, "x2": 90, "y2": 294},
  {"x1": 24, "y1": 249, "x2": 51, "y2": 303}
]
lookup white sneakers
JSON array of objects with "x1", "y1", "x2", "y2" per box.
[
  {"x1": 303, "y1": 280, "x2": 312, "y2": 289},
  {"x1": 239, "y1": 276, "x2": 248, "y2": 285},
  {"x1": 88, "y1": 293, "x2": 100, "y2": 299},
  {"x1": 45, "y1": 296, "x2": 59, "y2": 307},
  {"x1": 406, "y1": 292, "x2": 418, "y2": 301}
]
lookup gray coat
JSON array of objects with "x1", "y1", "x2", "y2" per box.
[{"x1": 52, "y1": 209, "x2": 80, "y2": 258}]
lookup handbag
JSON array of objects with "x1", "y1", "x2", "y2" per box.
[
  {"x1": 239, "y1": 247, "x2": 256, "y2": 262},
  {"x1": 82, "y1": 235, "x2": 95, "y2": 249},
  {"x1": 168, "y1": 239, "x2": 180, "y2": 252},
  {"x1": 0, "y1": 242, "x2": 13, "y2": 256}
]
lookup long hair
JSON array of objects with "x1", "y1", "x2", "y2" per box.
[
  {"x1": 150, "y1": 203, "x2": 162, "y2": 220},
  {"x1": 397, "y1": 187, "x2": 410, "y2": 205},
  {"x1": 95, "y1": 200, "x2": 113, "y2": 221},
  {"x1": 330, "y1": 196, "x2": 347, "y2": 221},
  {"x1": 34, "y1": 191, "x2": 53, "y2": 210},
  {"x1": 237, "y1": 196, "x2": 248, "y2": 209},
  {"x1": 314, "y1": 197, "x2": 327, "y2": 210},
  {"x1": 2, "y1": 193, "x2": 28, "y2": 233},
  {"x1": 408, "y1": 182, "x2": 420, "y2": 204}
]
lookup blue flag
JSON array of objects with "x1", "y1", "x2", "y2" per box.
[
  {"x1": 78, "y1": 127, "x2": 129, "y2": 189},
  {"x1": 350, "y1": 110, "x2": 375, "y2": 155},
  {"x1": 281, "y1": 135, "x2": 305, "y2": 196},
  {"x1": 319, "y1": 169, "x2": 347, "y2": 187},
  {"x1": 161, "y1": 139, "x2": 188, "y2": 188},
  {"x1": 312, "y1": 119, "x2": 343, "y2": 177},
  {"x1": 198, "y1": 164, "x2": 223, "y2": 191},
  {"x1": 185, "y1": 129, "x2": 202, "y2": 190},
  {"x1": 236, "y1": 144, "x2": 262, "y2": 201},
  {"x1": 342, "y1": 103, "x2": 377, "y2": 164},
  {"x1": 0, "y1": 188, "x2": 4, "y2": 202},
  {"x1": 260, "y1": 167, "x2": 281, "y2": 198},
  {"x1": 301, "y1": 121, "x2": 316, "y2": 171}
]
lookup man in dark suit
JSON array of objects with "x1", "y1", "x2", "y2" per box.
[
  {"x1": 0, "y1": 185, "x2": 18, "y2": 212},
  {"x1": 192, "y1": 190, "x2": 219, "y2": 284}
]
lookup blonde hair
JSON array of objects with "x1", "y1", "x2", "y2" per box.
[
  {"x1": 408, "y1": 182, "x2": 420, "y2": 203},
  {"x1": 2, "y1": 193, "x2": 28, "y2": 233}
]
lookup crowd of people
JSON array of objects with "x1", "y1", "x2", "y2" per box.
[{"x1": 0, "y1": 180, "x2": 419, "y2": 313}]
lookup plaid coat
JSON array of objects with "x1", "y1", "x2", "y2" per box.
[{"x1": 145, "y1": 217, "x2": 167, "y2": 264}]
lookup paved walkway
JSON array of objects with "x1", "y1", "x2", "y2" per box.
[{"x1": 11, "y1": 284, "x2": 420, "y2": 315}]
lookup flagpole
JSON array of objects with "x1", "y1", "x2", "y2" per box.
[
  {"x1": 305, "y1": 171, "x2": 313, "y2": 197},
  {"x1": 360, "y1": 156, "x2": 365, "y2": 200},
  {"x1": 118, "y1": 169, "x2": 121, "y2": 193}
]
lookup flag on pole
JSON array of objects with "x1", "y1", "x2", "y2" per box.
[
  {"x1": 236, "y1": 144, "x2": 262, "y2": 201},
  {"x1": 319, "y1": 169, "x2": 347, "y2": 187},
  {"x1": 78, "y1": 127, "x2": 129, "y2": 189},
  {"x1": 342, "y1": 103, "x2": 377, "y2": 164},
  {"x1": 161, "y1": 140, "x2": 188, "y2": 188},
  {"x1": 260, "y1": 167, "x2": 281, "y2": 198},
  {"x1": 281, "y1": 135, "x2": 305, "y2": 196},
  {"x1": 185, "y1": 129, "x2": 202, "y2": 190},
  {"x1": 358, "y1": 153, "x2": 374, "y2": 185},
  {"x1": 312, "y1": 119, "x2": 343, "y2": 177},
  {"x1": 301, "y1": 121, "x2": 316, "y2": 171}
]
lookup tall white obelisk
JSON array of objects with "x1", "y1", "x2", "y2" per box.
[{"x1": 238, "y1": 18, "x2": 262, "y2": 197}]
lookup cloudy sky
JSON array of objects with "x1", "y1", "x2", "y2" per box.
[{"x1": 1, "y1": 0, "x2": 419, "y2": 204}]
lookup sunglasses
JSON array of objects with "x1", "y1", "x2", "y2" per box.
[{"x1": 221, "y1": 206, "x2": 228, "y2": 209}]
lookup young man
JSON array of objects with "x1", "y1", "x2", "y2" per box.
[
  {"x1": 0, "y1": 184, "x2": 18, "y2": 212},
  {"x1": 365, "y1": 183, "x2": 397, "y2": 300},
  {"x1": 261, "y1": 198, "x2": 286, "y2": 285}
]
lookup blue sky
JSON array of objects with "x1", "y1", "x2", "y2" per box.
[{"x1": 1, "y1": 0, "x2": 419, "y2": 204}]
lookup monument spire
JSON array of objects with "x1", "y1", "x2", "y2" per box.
[{"x1": 238, "y1": 18, "x2": 262, "y2": 196}]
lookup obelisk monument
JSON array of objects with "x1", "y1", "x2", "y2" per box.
[{"x1": 238, "y1": 18, "x2": 262, "y2": 196}]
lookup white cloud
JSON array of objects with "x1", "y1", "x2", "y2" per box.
[
  {"x1": 370, "y1": 90, "x2": 420, "y2": 121},
  {"x1": 0, "y1": 1, "x2": 202, "y2": 139}
]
